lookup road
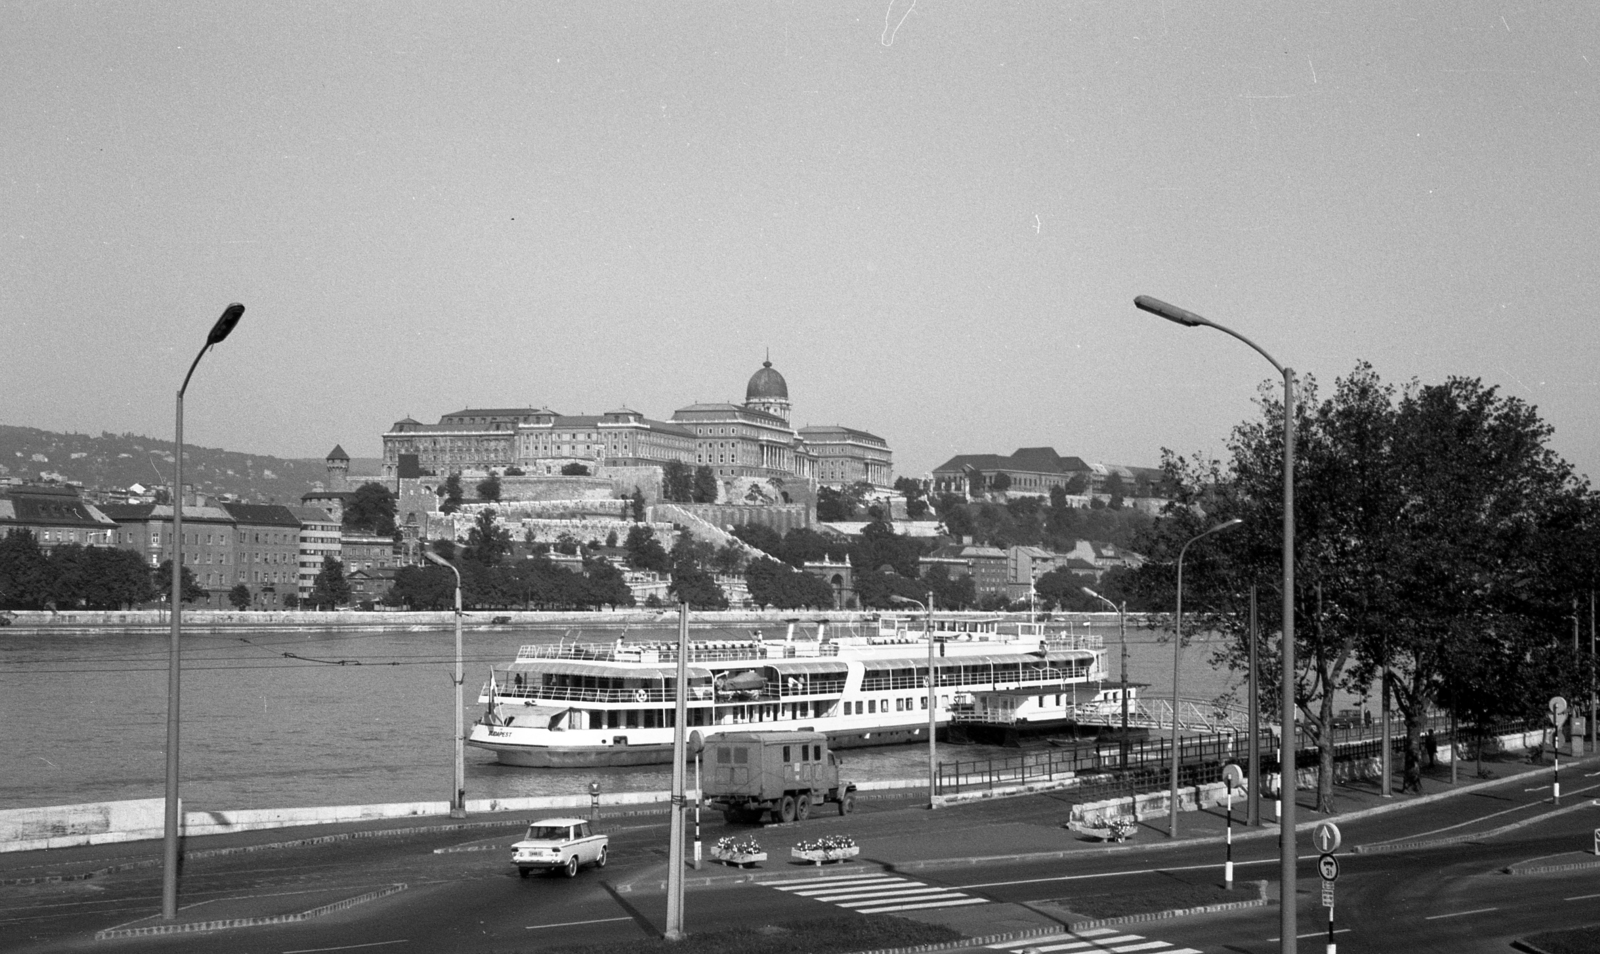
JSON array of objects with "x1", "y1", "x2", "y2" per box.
[{"x1": 6, "y1": 776, "x2": 1600, "y2": 953}]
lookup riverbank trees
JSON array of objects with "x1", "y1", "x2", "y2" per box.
[{"x1": 1128, "y1": 362, "x2": 1593, "y2": 809}]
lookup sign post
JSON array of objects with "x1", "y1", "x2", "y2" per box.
[
  {"x1": 1222, "y1": 764, "x2": 1243, "y2": 888},
  {"x1": 1551, "y1": 697, "x2": 1568, "y2": 804},
  {"x1": 1314, "y1": 822, "x2": 1342, "y2": 954}
]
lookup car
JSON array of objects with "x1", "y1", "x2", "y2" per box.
[
  {"x1": 510, "y1": 817, "x2": 608, "y2": 878},
  {"x1": 1332, "y1": 709, "x2": 1362, "y2": 729}
]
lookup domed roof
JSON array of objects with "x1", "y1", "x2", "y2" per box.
[{"x1": 746, "y1": 357, "x2": 789, "y2": 401}]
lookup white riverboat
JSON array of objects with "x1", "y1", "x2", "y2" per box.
[{"x1": 467, "y1": 614, "x2": 1108, "y2": 767}]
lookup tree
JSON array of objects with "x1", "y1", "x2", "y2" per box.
[
  {"x1": 669, "y1": 563, "x2": 727, "y2": 610},
  {"x1": 0, "y1": 529, "x2": 51, "y2": 609},
  {"x1": 629, "y1": 488, "x2": 647, "y2": 522},
  {"x1": 624, "y1": 525, "x2": 671, "y2": 574},
  {"x1": 439, "y1": 473, "x2": 465, "y2": 515},
  {"x1": 561, "y1": 463, "x2": 590, "y2": 477},
  {"x1": 661, "y1": 461, "x2": 694, "y2": 503},
  {"x1": 309, "y1": 556, "x2": 352, "y2": 609},
  {"x1": 745, "y1": 557, "x2": 836, "y2": 609},
  {"x1": 228, "y1": 583, "x2": 252, "y2": 610},
  {"x1": 466, "y1": 508, "x2": 513, "y2": 565},
  {"x1": 153, "y1": 558, "x2": 207, "y2": 604},
  {"x1": 691, "y1": 465, "x2": 719, "y2": 504},
  {"x1": 816, "y1": 486, "x2": 855, "y2": 522},
  {"x1": 730, "y1": 522, "x2": 784, "y2": 558},
  {"x1": 477, "y1": 470, "x2": 502, "y2": 501},
  {"x1": 80, "y1": 546, "x2": 156, "y2": 609},
  {"x1": 712, "y1": 542, "x2": 746, "y2": 576},
  {"x1": 1103, "y1": 473, "x2": 1126, "y2": 510},
  {"x1": 344, "y1": 482, "x2": 398, "y2": 536},
  {"x1": 503, "y1": 466, "x2": 525, "y2": 476},
  {"x1": 990, "y1": 472, "x2": 1012, "y2": 495}
]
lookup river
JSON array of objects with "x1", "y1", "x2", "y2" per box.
[{"x1": 0, "y1": 617, "x2": 1247, "y2": 812}]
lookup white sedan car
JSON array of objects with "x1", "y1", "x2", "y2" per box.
[{"x1": 511, "y1": 818, "x2": 608, "y2": 878}]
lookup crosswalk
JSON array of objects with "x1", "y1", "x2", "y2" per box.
[
  {"x1": 764, "y1": 872, "x2": 991, "y2": 914},
  {"x1": 988, "y1": 926, "x2": 1203, "y2": 954}
]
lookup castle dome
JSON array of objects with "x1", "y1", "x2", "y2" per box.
[{"x1": 745, "y1": 358, "x2": 789, "y2": 402}]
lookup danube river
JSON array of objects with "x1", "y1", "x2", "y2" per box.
[{"x1": 0, "y1": 617, "x2": 1244, "y2": 812}]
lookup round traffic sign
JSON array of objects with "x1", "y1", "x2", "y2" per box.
[
  {"x1": 1312, "y1": 821, "x2": 1342, "y2": 854},
  {"x1": 1551, "y1": 696, "x2": 1568, "y2": 716},
  {"x1": 1222, "y1": 764, "x2": 1244, "y2": 788},
  {"x1": 1318, "y1": 854, "x2": 1340, "y2": 882}
]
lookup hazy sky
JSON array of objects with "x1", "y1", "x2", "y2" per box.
[{"x1": 6, "y1": 3, "x2": 1597, "y2": 483}]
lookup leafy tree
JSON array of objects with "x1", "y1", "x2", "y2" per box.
[
  {"x1": 554, "y1": 532, "x2": 580, "y2": 556},
  {"x1": 503, "y1": 466, "x2": 525, "y2": 476},
  {"x1": 712, "y1": 543, "x2": 746, "y2": 576},
  {"x1": 816, "y1": 486, "x2": 855, "y2": 522},
  {"x1": 1064, "y1": 473, "x2": 1090, "y2": 495},
  {"x1": 780, "y1": 527, "x2": 843, "y2": 568},
  {"x1": 561, "y1": 463, "x2": 590, "y2": 477},
  {"x1": 730, "y1": 522, "x2": 784, "y2": 558},
  {"x1": 81, "y1": 546, "x2": 157, "y2": 609},
  {"x1": 228, "y1": 583, "x2": 252, "y2": 610},
  {"x1": 477, "y1": 470, "x2": 502, "y2": 501},
  {"x1": 669, "y1": 528, "x2": 717, "y2": 576},
  {"x1": 624, "y1": 525, "x2": 671, "y2": 574},
  {"x1": 1103, "y1": 473, "x2": 1126, "y2": 510},
  {"x1": 990, "y1": 472, "x2": 1012, "y2": 494},
  {"x1": 466, "y1": 508, "x2": 513, "y2": 565},
  {"x1": 935, "y1": 492, "x2": 975, "y2": 540},
  {"x1": 282, "y1": 593, "x2": 300, "y2": 609},
  {"x1": 387, "y1": 564, "x2": 456, "y2": 610},
  {"x1": 605, "y1": 530, "x2": 618, "y2": 548},
  {"x1": 669, "y1": 563, "x2": 727, "y2": 610},
  {"x1": 630, "y1": 488, "x2": 647, "y2": 521},
  {"x1": 691, "y1": 465, "x2": 719, "y2": 504},
  {"x1": 0, "y1": 529, "x2": 51, "y2": 609},
  {"x1": 308, "y1": 556, "x2": 351, "y2": 609},
  {"x1": 439, "y1": 473, "x2": 465, "y2": 515},
  {"x1": 344, "y1": 482, "x2": 398, "y2": 536},
  {"x1": 661, "y1": 461, "x2": 694, "y2": 502},
  {"x1": 745, "y1": 557, "x2": 836, "y2": 609},
  {"x1": 153, "y1": 558, "x2": 207, "y2": 604},
  {"x1": 581, "y1": 555, "x2": 635, "y2": 609}
]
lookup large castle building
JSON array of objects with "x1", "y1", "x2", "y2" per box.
[{"x1": 379, "y1": 357, "x2": 892, "y2": 489}]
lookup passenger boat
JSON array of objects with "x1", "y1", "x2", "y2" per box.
[{"x1": 467, "y1": 614, "x2": 1108, "y2": 767}]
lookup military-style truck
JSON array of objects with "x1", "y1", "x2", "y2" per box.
[{"x1": 703, "y1": 730, "x2": 857, "y2": 824}]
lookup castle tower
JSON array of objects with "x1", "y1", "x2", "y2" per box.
[
  {"x1": 325, "y1": 444, "x2": 350, "y2": 492},
  {"x1": 744, "y1": 353, "x2": 791, "y2": 424}
]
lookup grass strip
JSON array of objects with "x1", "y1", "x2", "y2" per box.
[{"x1": 538, "y1": 914, "x2": 964, "y2": 954}]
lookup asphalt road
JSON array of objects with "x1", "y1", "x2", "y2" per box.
[{"x1": 8, "y1": 777, "x2": 1600, "y2": 953}]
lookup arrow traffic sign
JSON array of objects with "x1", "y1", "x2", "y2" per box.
[{"x1": 1313, "y1": 821, "x2": 1342, "y2": 854}]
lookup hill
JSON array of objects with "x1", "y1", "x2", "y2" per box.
[{"x1": 0, "y1": 424, "x2": 344, "y2": 505}]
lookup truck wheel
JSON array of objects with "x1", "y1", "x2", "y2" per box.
[
  {"x1": 838, "y1": 793, "x2": 855, "y2": 816},
  {"x1": 562, "y1": 854, "x2": 579, "y2": 878},
  {"x1": 796, "y1": 795, "x2": 811, "y2": 821},
  {"x1": 779, "y1": 795, "x2": 797, "y2": 823},
  {"x1": 519, "y1": 867, "x2": 531, "y2": 878}
]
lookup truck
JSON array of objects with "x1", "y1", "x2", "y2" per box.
[{"x1": 703, "y1": 730, "x2": 857, "y2": 824}]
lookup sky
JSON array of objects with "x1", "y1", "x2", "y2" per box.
[{"x1": 5, "y1": 3, "x2": 1598, "y2": 484}]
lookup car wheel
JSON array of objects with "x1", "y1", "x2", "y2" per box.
[
  {"x1": 779, "y1": 795, "x2": 796, "y2": 823},
  {"x1": 563, "y1": 854, "x2": 579, "y2": 878},
  {"x1": 839, "y1": 793, "x2": 855, "y2": 816},
  {"x1": 595, "y1": 846, "x2": 608, "y2": 869},
  {"x1": 796, "y1": 795, "x2": 811, "y2": 821}
]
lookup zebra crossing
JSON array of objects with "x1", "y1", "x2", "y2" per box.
[
  {"x1": 764, "y1": 871, "x2": 991, "y2": 914},
  {"x1": 987, "y1": 926, "x2": 1203, "y2": 954}
]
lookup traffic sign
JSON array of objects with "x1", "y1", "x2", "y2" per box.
[
  {"x1": 1312, "y1": 821, "x2": 1342, "y2": 854},
  {"x1": 1222, "y1": 764, "x2": 1244, "y2": 789},
  {"x1": 1322, "y1": 880, "x2": 1335, "y2": 907},
  {"x1": 1551, "y1": 696, "x2": 1568, "y2": 716},
  {"x1": 1319, "y1": 853, "x2": 1340, "y2": 882}
]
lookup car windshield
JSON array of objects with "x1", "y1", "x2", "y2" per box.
[{"x1": 526, "y1": 826, "x2": 570, "y2": 841}]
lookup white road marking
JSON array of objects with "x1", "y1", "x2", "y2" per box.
[
  {"x1": 854, "y1": 896, "x2": 992, "y2": 914},
  {"x1": 284, "y1": 941, "x2": 408, "y2": 954},
  {"x1": 1425, "y1": 907, "x2": 1498, "y2": 920},
  {"x1": 1566, "y1": 892, "x2": 1600, "y2": 901},
  {"x1": 524, "y1": 916, "x2": 633, "y2": 930}
]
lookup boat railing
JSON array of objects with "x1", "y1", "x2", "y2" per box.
[
  {"x1": 482, "y1": 676, "x2": 848, "y2": 707},
  {"x1": 514, "y1": 642, "x2": 843, "y2": 664}
]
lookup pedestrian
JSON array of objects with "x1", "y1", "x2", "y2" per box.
[
  {"x1": 1424, "y1": 730, "x2": 1437, "y2": 767},
  {"x1": 1364, "y1": 709, "x2": 1373, "y2": 729}
]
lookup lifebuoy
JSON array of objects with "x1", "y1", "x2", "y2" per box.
[{"x1": 634, "y1": 689, "x2": 648, "y2": 703}]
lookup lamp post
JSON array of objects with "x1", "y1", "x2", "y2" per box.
[
  {"x1": 161, "y1": 303, "x2": 244, "y2": 921},
  {"x1": 1135, "y1": 294, "x2": 1295, "y2": 952},
  {"x1": 424, "y1": 551, "x2": 466, "y2": 819},
  {"x1": 1170, "y1": 518, "x2": 1242, "y2": 838},
  {"x1": 1082, "y1": 587, "x2": 1130, "y2": 770},
  {"x1": 889, "y1": 593, "x2": 938, "y2": 808}
]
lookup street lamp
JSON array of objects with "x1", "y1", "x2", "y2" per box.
[
  {"x1": 1082, "y1": 587, "x2": 1130, "y2": 770},
  {"x1": 1170, "y1": 518, "x2": 1242, "y2": 838},
  {"x1": 1135, "y1": 294, "x2": 1296, "y2": 952},
  {"x1": 161, "y1": 303, "x2": 244, "y2": 920},
  {"x1": 889, "y1": 593, "x2": 938, "y2": 808},
  {"x1": 424, "y1": 550, "x2": 467, "y2": 819}
]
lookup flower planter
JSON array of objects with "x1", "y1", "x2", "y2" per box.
[
  {"x1": 791, "y1": 846, "x2": 860, "y2": 865},
  {"x1": 710, "y1": 849, "x2": 768, "y2": 869}
]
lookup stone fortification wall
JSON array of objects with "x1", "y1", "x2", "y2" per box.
[
  {"x1": 672, "y1": 502, "x2": 812, "y2": 534},
  {"x1": 432, "y1": 503, "x2": 675, "y2": 547},
  {"x1": 496, "y1": 475, "x2": 618, "y2": 502}
]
